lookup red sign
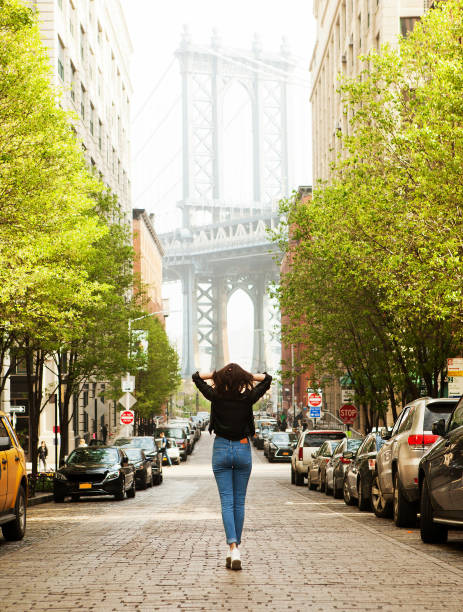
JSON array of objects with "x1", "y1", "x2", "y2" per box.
[
  {"x1": 52, "y1": 426, "x2": 60, "y2": 434},
  {"x1": 120, "y1": 410, "x2": 134, "y2": 425},
  {"x1": 339, "y1": 404, "x2": 358, "y2": 424},
  {"x1": 308, "y1": 393, "x2": 322, "y2": 408}
]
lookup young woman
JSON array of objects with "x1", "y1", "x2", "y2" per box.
[{"x1": 192, "y1": 363, "x2": 272, "y2": 570}]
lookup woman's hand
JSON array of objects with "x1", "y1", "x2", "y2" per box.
[
  {"x1": 252, "y1": 373, "x2": 266, "y2": 382},
  {"x1": 199, "y1": 372, "x2": 214, "y2": 380}
]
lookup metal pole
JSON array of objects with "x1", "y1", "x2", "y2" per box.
[
  {"x1": 291, "y1": 344, "x2": 295, "y2": 425},
  {"x1": 94, "y1": 398, "x2": 98, "y2": 439},
  {"x1": 54, "y1": 394, "x2": 58, "y2": 470}
]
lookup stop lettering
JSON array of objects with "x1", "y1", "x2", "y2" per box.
[{"x1": 339, "y1": 404, "x2": 357, "y2": 424}]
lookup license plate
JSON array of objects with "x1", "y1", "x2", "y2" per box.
[
  {"x1": 282, "y1": 452, "x2": 289, "y2": 455},
  {"x1": 79, "y1": 483, "x2": 92, "y2": 489}
]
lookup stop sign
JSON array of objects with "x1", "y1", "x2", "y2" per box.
[
  {"x1": 308, "y1": 393, "x2": 322, "y2": 408},
  {"x1": 339, "y1": 404, "x2": 357, "y2": 424},
  {"x1": 120, "y1": 410, "x2": 134, "y2": 425}
]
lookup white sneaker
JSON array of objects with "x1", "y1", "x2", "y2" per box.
[
  {"x1": 226, "y1": 550, "x2": 231, "y2": 568},
  {"x1": 231, "y1": 547, "x2": 241, "y2": 570}
]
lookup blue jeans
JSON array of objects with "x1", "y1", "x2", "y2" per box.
[{"x1": 212, "y1": 436, "x2": 252, "y2": 545}]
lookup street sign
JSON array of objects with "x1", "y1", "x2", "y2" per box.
[
  {"x1": 340, "y1": 404, "x2": 358, "y2": 425},
  {"x1": 448, "y1": 376, "x2": 463, "y2": 397},
  {"x1": 118, "y1": 392, "x2": 136, "y2": 410},
  {"x1": 7, "y1": 406, "x2": 25, "y2": 413},
  {"x1": 120, "y1": 410, "x2": 134, "y2": 425},
  {"x1": 308, "y1": 392, "x2": 322, "y2": 408},
  {"x1": 121, "y1": 374, "x2": 135, "y2": 393},
  {"x1": 341, "y1": 388, "x2": 354, "y2": 404},
  {"x1": 309, "y1": 406, "x2": 321, "y2": 419}
]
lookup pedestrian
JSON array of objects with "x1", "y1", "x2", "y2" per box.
[
  {"x1": 101, "y1": 423, "x2": 108, "y2": 445},
  {"x1": 192, "y1": 363, "x2": 272, "y2": 571},
  {"x1": 78, "y1": 438, "x2": 87, "y2": 447},
  {"x1": 37, "y1": 440, "x2": 48, "y2": 472},
  {"x1": 279, "y1": 413, "x2": 287, "y2": 431},
  {"x1": 158, "y1": 431, "x2": 172, "y2": 466}
]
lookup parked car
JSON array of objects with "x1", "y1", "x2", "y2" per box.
[
  {"x1": 291, "y1": 430, "x2": 346, "y2": 486},
  {"x1": 265, "y1": 432, "x2": 298, "y2": 462},
  {"x1": 325, "y1": 437, "x2": 363, "y2": 498},
  {"x1": 114, "y1": 436, "x2": 163, "y2": 485},
  {"x1": 53, "y1": 446, "x2": 136, "y2": 502},
  {"x1": 254, "y1": 420, "x2": 278, "y2": 450},
  {"x1": 307, "y1": 440, "x2": 341, "y2": 492},
  {"x1": 124, "y1": 448, "x2": 152, "y2": 490},
  {"x1": 342, "y1": 433, "x2": 385, "y2": 510},
  {"x1": 191, "y1": 415, "x2": 205, "y2": 432},
  {"x1": 374, "y1": 397, "x2": 457, "y2": 525},
  {"x1": 419, "y1": 397, "x2": 463, "y2": 543},
  {"x1": 155, "y1": 437, "x2": 181, "y2": 465},
  {"x1": 0, "y1": 412, "x2": 28, "y2": 541},
  {"x1": 156, "y1": 426, "x2": 189, "y2": 461},
  {"x1": 196, "y1": 412, "x2": 210, "y2": 429},
  {"x1": 169, "y1": 420, "x2": 195, "y2": 453}
]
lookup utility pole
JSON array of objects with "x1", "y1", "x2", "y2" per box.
[{"x1": 291, "y1": 344, "x2": 296, "y2": 425}]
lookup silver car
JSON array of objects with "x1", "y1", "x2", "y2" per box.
[{"x1": 373, "y1": 397, "x2": 458, "y2": 526}]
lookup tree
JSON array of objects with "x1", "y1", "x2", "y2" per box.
[
  {"x1": 276, "y1": 1, "x2": 463, "y2": 425},
  {"x1": 134, "y1": 316, "x2": 181, "y2": 418}
]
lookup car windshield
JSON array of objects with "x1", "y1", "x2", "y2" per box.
[
  {"x1": 67, "y1": 448, "x2": 118, "y2": 465},
  {"x1": 329, "y1": 440, "x2": 341, "y2": 451},
  {"x1": 159, "y1": 428, "x2": 184, "y2": 438},
  {"x1": 271, "y1": 433, "x2": 297, "y2": 445},
  {"x1": 347, "y1": 439, "x2": 363, "y2": 452},
  {"x1": 114, "y1": 437, "x2": 155, "y2": 451},
  {"x1": 304, "y1": 433, "x2": 346, "y2": 447},
  {"x1": 124, "y1": 449, "x2": 143, "y2": 461},
  {"x1": 423, "y1": 403, "x2": 456, "y2": 431}
]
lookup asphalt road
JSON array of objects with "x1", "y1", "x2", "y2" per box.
[{"x1": 1, "y1": 433, "x2": 463, "y2": 611}]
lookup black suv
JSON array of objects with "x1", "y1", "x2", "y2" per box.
[{"x1": 419, "y1": 397, "x2": 463, "y2": 544}]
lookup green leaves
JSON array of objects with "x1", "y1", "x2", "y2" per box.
[{"x1": 276, "y1": 0, "x2": 463, "y2": 415}]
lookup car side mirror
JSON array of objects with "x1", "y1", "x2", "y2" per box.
[
  {"x1": 343, "y1": 451, "x2": 354, "y2": 459},
  {"x1": 381, "y1": 429, "x2": 392, "y2": 440},
  {"x1": 432, "y1": 419, "x2": 446, "y2": 437},
  {"x1": 0, "y1": 436, "x2": 11, "y2": 451}
]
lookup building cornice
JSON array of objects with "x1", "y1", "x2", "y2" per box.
[{"x1": 132, "y1": 209, "x2": 165, "y2": 257}]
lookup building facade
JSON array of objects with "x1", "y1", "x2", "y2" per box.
[
  {"x1": 310, "y1": 0, "x2": 425, "y2": 184},
  {"x1": 33, "y1": 0, "x2": 132, "y2": 213},
  {"x1": 7, "y1": 0, "x2": 133, "y2": 462},
  {"x1": 132, "y1": 209, "x2": 165, "y2": 320}
]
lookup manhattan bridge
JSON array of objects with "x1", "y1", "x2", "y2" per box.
[{"x1": 159, "y1": 30, "x2": 299, "y2": 377}]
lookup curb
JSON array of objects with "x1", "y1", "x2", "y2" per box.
[{"x1": 28, "y1": 493, "x2": 53, "y2": 507}]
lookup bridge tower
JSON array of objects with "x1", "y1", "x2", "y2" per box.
[{"x1": 163, "y1": 29, "x2": 294, "y2": 376}]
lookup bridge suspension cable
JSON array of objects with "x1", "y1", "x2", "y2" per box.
[
  {"x1": 131, "y1": 58, "x2": 176, "y2": 124},
  {"x1": 133, "y1": 147, "x2": 181, "y2": 204},
  {"x1": 132, "y1": 97, "x2": 181, "y2": 162}
]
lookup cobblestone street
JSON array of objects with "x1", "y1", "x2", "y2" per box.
[{"x1": 2, "y1": 434, "x2": 463, "y2": 611}]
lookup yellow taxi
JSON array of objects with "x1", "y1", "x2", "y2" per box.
[{"x1": 0, "y1": 411, "x2": 28, "y2": 540}]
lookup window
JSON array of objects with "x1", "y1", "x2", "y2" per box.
[
  {"x1": 57, "y1": 0, "x2": 63, "y2": 9},
  {"x1": 70, "y1": 61, "x2": 76, "y2": 100},
  {"x1": 80, "y1": 84, "x2": 85, "y2": 119},
  {"x1": 398, "y1": 406, "x2": 414, "y2": 434},
  {"x1": 80, "y1": 25, "x2": 85, "y2": 60},
  {"x1": 391, "y1": 409, "x2": 407, "y2": 436},
  {"x1": 449, "y1": 400, "x2": 463, "y2": 431},
  {"x1": 89, "y1": 102, "x2": 94, "y2": 135},
  {"x1": 0, "y1": 418, "x2": 10, "y2": 445},
  {"x1": 400, "y1": 17, "x2": 420, "y2": 37},
  {"x1": 98, "y1": 120, "x2": 102, "y2": 150},
  {"x1": 57, "y1": 37, "x2": 65, "y2": 81},
  {"x1": 73, "y1": 395, "x2": 79, "y2": 435}
]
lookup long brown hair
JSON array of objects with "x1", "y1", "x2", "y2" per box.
[{"x1": 212, "y1": 363, "x2": 254, "y2": 397}]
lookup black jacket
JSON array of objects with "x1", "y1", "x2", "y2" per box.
[{"x1": 192, "y1": 372, "x2": 272, "y2": 441}]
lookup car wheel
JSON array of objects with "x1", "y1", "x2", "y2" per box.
[
  {"x1": 153, "y1": 472, "x2": 163, "y2": 486},
  {"x1": 333, "y1": 475, "x2": 343, "y2": 499},
  {"x1": 420, "y1": 477, "x2": 448, "y2": 544},
  {"x1": 319, "y1": 472, "x2": 325, "y2": 493},
  {"x1": 294, "y1": 469, "x2": 305, "y2": 486},
  {"x1": 308, "y1": 471, "x2": 317, "y2": 491},
  {"x1": 358, "y1": 475, "x2": 371, "y2": 511},
  {"x1": 371, "y1": 474, "x2": 392, "y2": 518},
  {"x1": 147, "y1": 471, "x2": 153, "y2": 487},
  {"x1": 175, "y1": 459, "x2": 180, "y2": 465},
  {"x1": 71, "y1": 494, "x2": 80, "y2": 502},
  {"x1": 291, "y1": 466, "x2": 295, "y2": 484},
  {"x1": 1, "y1": 486, "x2": 26, "y2": 541},
  {"x1": 114, "y1": 478, "x2": 125, "y2": 501},
  {"x1": 139, "y1": 471, "x2": 148, "y2": 490},
  {"x1": 268, "y1": 454, "x2": 273, "y2": 463},
  {"x1": 325, "y1": 476, "x2": 332, "y2": 496},
  {"x1": 53, "y1": 493, "x2": 65, "y2": 503},
  {"x1": 393, "y1": 471, "x2": 417, "y2": 528},
  {"x1": 343, "y1": 476, "x2": 356, "y2": 506},
  {"x1": 127, "y1": 478, "x2": 136, "y2": 499}
]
